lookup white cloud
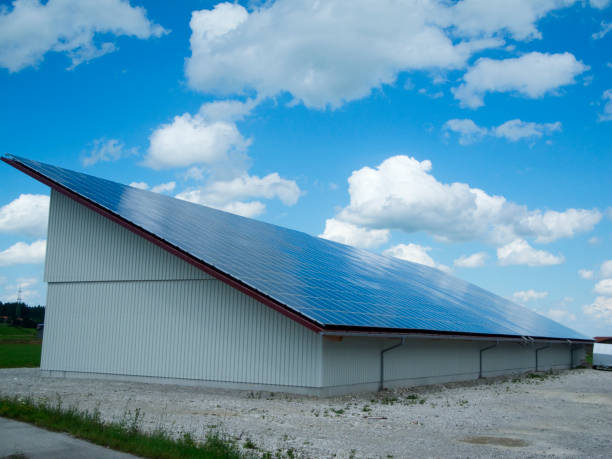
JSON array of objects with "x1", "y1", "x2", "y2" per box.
[
  {"x1": 588, "y1": 236, "x2": 600, "y2": 245},
  {"x1": 176, "y1": 173, "x2": 300, "y2": 218},
  {"x1": 319, "y1": 219, "x2": 389, "y2": 249},
  {"x1": 546, "y1": 308, "x2": 576, "y2": 323},
  {"x1": 151, "y1": 182, "x2": 176, "y2": 194},
  {"x1": 0, "y1": 240, "x2": 46, "y2": 267},
  {"x1": 331, "y1": 155, "x2": 601, "y2": 245},
  {"x1": 579, "y1": 269, "x2": 594, "y2": 279},
  {"x1": 594, "y1": 279, "x2": 612, "y2": 296},
  {"x1": 599, "y1": 89, "x2": 612, "y2": 121},
  {"x1": 184, "y1": 1, "x2": 513, "y2": 109},
  {"x1": 600, "y1": 260, "x2": 612, "y2": 278},
  {"x1": 592, "y1": 21, "x2": 612, "y2": 40},
  {"x1": 454, "y1": 251, "x2": 487, "y2": 268},
  {"x1": 497, "y1": 239, "x2": 564, "y2": 266},
  {"x1": 590, "y1": 0, "x2": 611, "y2": 9},
  {"x1": 584, "y1": 296, "x2": 612, "y2": 325},
  {"x1": 2, "y1": 277, "x2": 42, "y2": 304},
  {"x1": 450, "y1": 0, "x2": 582, "y2": 41},
  {"x1": 383, "y1": 243, "x2": 450, "y2": 272},
  {"x1": 129, "y1": 182, "x2": 149, "y2": 190},
  {"x1": 145, "y1": 110, "x2": 251, "y2": 170},
  {"x1": 443, "y1": 119, "x2": 487, "y2": 145},
  {"x1": 82, "y1": 138, "x2": 137, "y2": 167},
  {"x1": 0, "y1": 194, "x2": 49, "y2": 237},
  {"x1": 445, "y1": 118, "x2": 561, "y2": 144},
  {"x1": 185, "y1": 1, "x2": 600, "y2": 109},
  {"x1": 453, "y1": 52, "x2": 588, "y2": 108},
  {"x1": 513, "y1": 289, "x2": 548, "y2": 302},
  {"x1": 0, "y1": 0, "x2": 166, "y2": 72},
  {"x1": 492, "y1": 119, "x2": 561, "y2": 141}
]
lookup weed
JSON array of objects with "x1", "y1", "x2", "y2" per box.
[
  {"x1": 362, "y1": 404, "x2": 371, "y2": 412},
  {"x1": 243, "y1": 438, "x2": 256, "y2": 449},
  {"x1": 330, "y1": 408, "x2": 344, "y2": 415},
  {"x1": 457, "y1": 399, "x2": 469, "y2": 407}
]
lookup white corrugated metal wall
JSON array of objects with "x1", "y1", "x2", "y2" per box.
[
  {"x1": 321, "y1": 337, "x2": 584, "y2": 394},
  {"x1": 42, "y1": 191, "x2": 322, "y2": 390}
]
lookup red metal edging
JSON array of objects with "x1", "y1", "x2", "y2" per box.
[{"x1": 1, "y1": 157, "x2": 324, "y2": 334}]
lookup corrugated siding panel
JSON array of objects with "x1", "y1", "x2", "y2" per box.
[
  {"x1": 42, "y1": 280, "x2": 322, "y2": 387},
  {"x1": 44, "y1": 190, "x2": 211, "y2": 282}
]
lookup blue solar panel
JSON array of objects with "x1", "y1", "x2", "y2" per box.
[{"x1": 3, "y1": 155, "x2": 590, "y2": 340}]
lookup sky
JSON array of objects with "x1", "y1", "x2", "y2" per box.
[{"x1": 0, "y1": 0, "x2": 611, "y2": 337}]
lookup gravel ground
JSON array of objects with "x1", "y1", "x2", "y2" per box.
[{"x1": 0, "y1": 368, "x2": 611, "y2": 458}]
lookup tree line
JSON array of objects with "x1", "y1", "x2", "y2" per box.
[{"x1": 0, "y1": 301, "x2": 45, "y2": 328}]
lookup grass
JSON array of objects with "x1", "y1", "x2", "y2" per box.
[
  {"x1": 0, "y1": 324, "x2": 42, "y2": 368},
  {"x1": 0, "y1": 395, "x2": 248, "y2": 459},
  {"x1": 0, "y1": 342, "x2": 42, "y2": 368}
]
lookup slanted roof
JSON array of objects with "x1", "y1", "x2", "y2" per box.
[{"x1": 2, "y1": 154, "x2": 591, "y2": 342}]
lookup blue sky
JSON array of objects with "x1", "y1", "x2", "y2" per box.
[{"x1": 0, "y1": 0, "x2": 611, "y2": 337}]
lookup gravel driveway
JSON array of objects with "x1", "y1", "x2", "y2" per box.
[{"x1": 1, "y1": 368, "x2": 610, "y2": 458}]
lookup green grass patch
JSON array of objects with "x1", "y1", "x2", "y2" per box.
[
  {"x1": 0, "y1": 342, "x2": 42, "y2": 368},
  {"x1": 0, "y1": 395, "x2": 247, "y2": 459},
  {"x1": 0, "y1": 324, "x2": 42, "y2": 368}
]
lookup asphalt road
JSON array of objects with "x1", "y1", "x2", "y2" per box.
[{"x1": 0, "y1": 417, "x2": 136, "y2": 459}]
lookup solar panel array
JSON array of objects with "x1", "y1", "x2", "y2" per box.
[{"x1": 5, "y1": 155, "x2": 590, "y2": 340}]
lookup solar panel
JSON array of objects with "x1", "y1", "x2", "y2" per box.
[{"x1": 3, "y1": 154, "x2": 590, "y2": 340}]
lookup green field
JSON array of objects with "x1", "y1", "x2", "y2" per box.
[{"x1": 0, "y1": 324, "x2": 42, "y2": 368}]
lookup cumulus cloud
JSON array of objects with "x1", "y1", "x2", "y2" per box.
[
  {"x1": 546, "y1": 308, "x2": 576, "y2": 323},
  {"x1": 497, "y1": 239, "x2": 564, "y2": 266},
  {"x1": 330, "y1": 155, "x2": 600, "y2": 246},
  {"x1": 0, "y1": 194, "x2": 49, "y2": 237},
  {"x1": 151, "y1": 182, "x2": 176, "y2": 194},
  {"x1": 453, "y1": 52, "x2": 588, "y2": 108},
  {"x1": 145, "y1": 109, "x2": 251, "y2": 171},
  {"x1": 450, "y1": 0, "x2": 584, "y2": 40},
  {"x1": 129, "y1": 182, "x2": 149, "y2": 190},
  {"x1": 185, "y1": 1, "x2": 514, "y2": 109},
  {"x1": 584, "y1": 296, "x2": 612, "y2": 325},
  {"x1": 513, "y1": 289, "x2": 548, "y2": 302},
  {"x1": 184, "y1": 1, "x2": 602, "y2": 109},
  {"x1": 454, "y1": 251, "x2": 487, "y2": 268},
  {"x1": 579, "y1": 269, "x2": 594, "y2": 279},
  {"x1": 599, "y1": 89, "x2": 612, "y2": 121},
  {"x1": 319, "y1": 219, "x2": 389, "y2": 249},
  {"x1": 600, "y1": 260, "x2": 612, "y2": 278},
  {"x1": 146, "y1": 97, "x2": 301, "y2": 217},
  {"x1": 445, "y1": 118, "x2": 561, "y2": 144},
  {"x1": 82, "y1": 138, "x2": 138, "y2": 167},
  {"x1": 383, "y1": 243, "x2": 450, "y2": 272},
  {"x1": 492, "y1": 119, "x2": 561, "y2": 141},
  {"x1": 176, "y1": 173, "x2": 300, "y2": 218},
  {"x1": 0, "y1": 240, "x2": 46, "y2": 267},
  {"x1": 443, "y1": 119, "x2": 487, "y2": 145},
  {"x1": 594, "y1": 279, "x2": 612, "y2": 296},
  {"x1": 0, "y1": 0, "x2": 166, "y2": 72}
]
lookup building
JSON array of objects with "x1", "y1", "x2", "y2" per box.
[{"x1": 3, "y1": 155, "x2": 592, "y2": 396}]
